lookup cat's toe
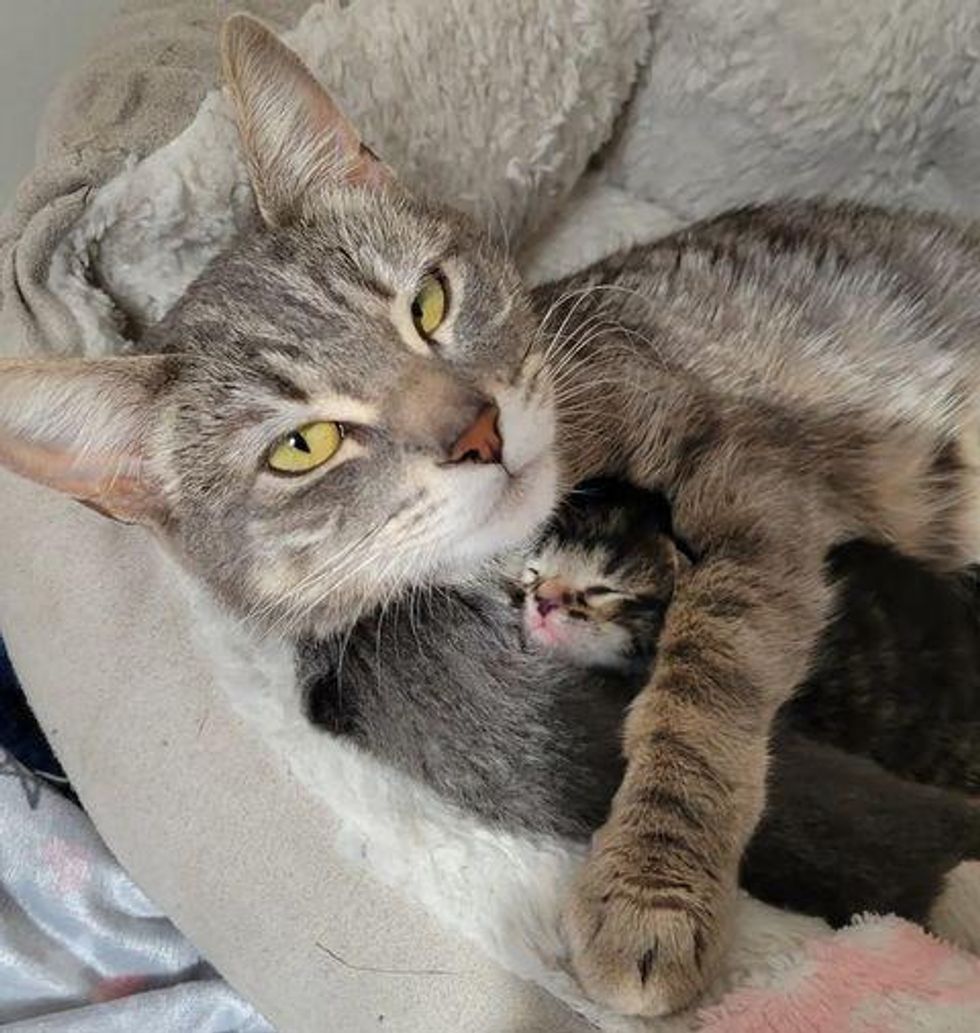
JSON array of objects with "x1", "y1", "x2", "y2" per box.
[{"x1": 562, "y1": 848, "x2": 733, "y2": 1017}]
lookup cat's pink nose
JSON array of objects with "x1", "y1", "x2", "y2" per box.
[
  {"x1": 448, "y1": 403, "x2": 503, "y2": 464},
  {"x1": 536, "y1": 596, "x2": 560, "y2": 617}
]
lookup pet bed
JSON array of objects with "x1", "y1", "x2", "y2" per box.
[{"x1": 3, "y1": 1, "x2": 980, "y2": 1030}]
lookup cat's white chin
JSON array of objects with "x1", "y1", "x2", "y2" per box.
[{"x1": 437, "y1": 448, "x2": 559, "y2": 578}]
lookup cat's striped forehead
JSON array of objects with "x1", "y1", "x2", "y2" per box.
[{"x1": 152, "y1": 193, "x2": 515, "y2": 408}]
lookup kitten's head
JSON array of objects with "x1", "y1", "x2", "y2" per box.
[
  {"x1": 0, "y1": 16, "x2": 557, "y2": 637},
  {"x1": 520, "y1": 478, "x2": 685, "y2": 670}
]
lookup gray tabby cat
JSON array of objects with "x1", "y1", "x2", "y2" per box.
[{"x1": 3, "y1": 15, "x2": 980, "y2": 1017}]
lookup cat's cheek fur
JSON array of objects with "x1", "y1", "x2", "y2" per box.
[
  {"x1": 495, "y1": 378, "x2": 557, "y2": 480},
  {"x1": 432, "y1": 453, "x2": 559, "y2": 575},
  {"x1": 565, "y1": 625, "x2": 634, "y2": 669}
]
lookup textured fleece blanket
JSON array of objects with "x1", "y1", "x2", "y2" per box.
[{"x1": 4, "y1": 1, "x2": 980, "y2": 1031}]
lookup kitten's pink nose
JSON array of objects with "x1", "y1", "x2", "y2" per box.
[
  {"x1": 448, "y1": 403, "x2": 503, "y2": 465},
  {"x1": 534, "y1": 578, "x2": 566, "y2": 617}
]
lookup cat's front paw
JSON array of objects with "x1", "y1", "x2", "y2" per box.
[{"x1": 562, "y1": 831, "x2": 736, "y2": 1017}]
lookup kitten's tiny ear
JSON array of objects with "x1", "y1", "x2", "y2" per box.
[
  {"x1": 221, "y1": 14, "x2": 394, "y2": 227},
  {"x1": 0, "y1": 356, "x2": 172, "y2": 524}
]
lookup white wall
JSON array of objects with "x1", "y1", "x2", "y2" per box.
[{"x1": 0, "y1": 0, "x2": 121, "y2": 207}]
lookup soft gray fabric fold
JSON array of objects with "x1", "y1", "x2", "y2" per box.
[{"x1": 0, "y1": 0, "x2": 309, "y2": 357}]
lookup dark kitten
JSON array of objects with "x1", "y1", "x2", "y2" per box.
[
  {"x1": 745, "y1": 730, "x2": 980, "y2": 928},
  {"x1": 789, "y1": 540, "x2": 980, "y2": 792}
]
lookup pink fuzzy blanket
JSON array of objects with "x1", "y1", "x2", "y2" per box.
[{"x1": 699, "y1": 914, "x2": 980, "y2": 1033}]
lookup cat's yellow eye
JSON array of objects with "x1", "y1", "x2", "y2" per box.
[
  {"x1": 411, "y1": 272, "x2": 447, "y2": 337},
  {"x1": 268, "y1": 421, "x2": 343, "y2": 474}
]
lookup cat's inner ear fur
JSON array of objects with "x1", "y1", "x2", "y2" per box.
[
  {"x1": 220, "y1": 14, "x2": 394, "y2": 227},
  {"x1": 0, "y1": 356, "x2": 171, "y2": 524}
]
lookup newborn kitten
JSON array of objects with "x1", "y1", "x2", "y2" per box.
[
  {"x1": 519, "y1": 477, "x2": 686, "y2": 673},
  {"x1": 788, "y1": 540, "x2": 980, "y2": 793}
]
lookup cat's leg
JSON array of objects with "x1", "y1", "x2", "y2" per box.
[
  {"x1": 821, "y1": 327, "x2": 980, "y2": 569},
  {"x1": 563, "y1": 466, "x2": 835, "y2": 1015},
  {"x1": 560, "y1": 379, "x2": 980, "y2": 1014},
  {"x1": 884, "y1": 415, "x2": 980, "y2": 570},
  {"x1": 842, "y1": 419, "x2": 980, "y2": 572}
]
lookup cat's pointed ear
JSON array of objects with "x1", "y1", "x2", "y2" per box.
[
  {"x1": 0, "y1": 356, "x2": 172, "y2": 524},
  {"x1": 221, "y1": 14, "x2": 394, "y2": 227}
]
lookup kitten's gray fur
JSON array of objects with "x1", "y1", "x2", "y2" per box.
[{"x1": 4, "y1": 17, "x2": 980, "y2": 1017}]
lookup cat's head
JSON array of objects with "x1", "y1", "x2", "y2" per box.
[
  {"x1": 520, "y1": 478, "x2": 685, "y2": 670},
  {"x1": 0, "y1": 16, "x2": 557, "y2": 637}
]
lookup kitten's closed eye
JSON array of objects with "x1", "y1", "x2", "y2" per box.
[{"x1": 584, "y1": 586, "x2": 619, "y2": 599}]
